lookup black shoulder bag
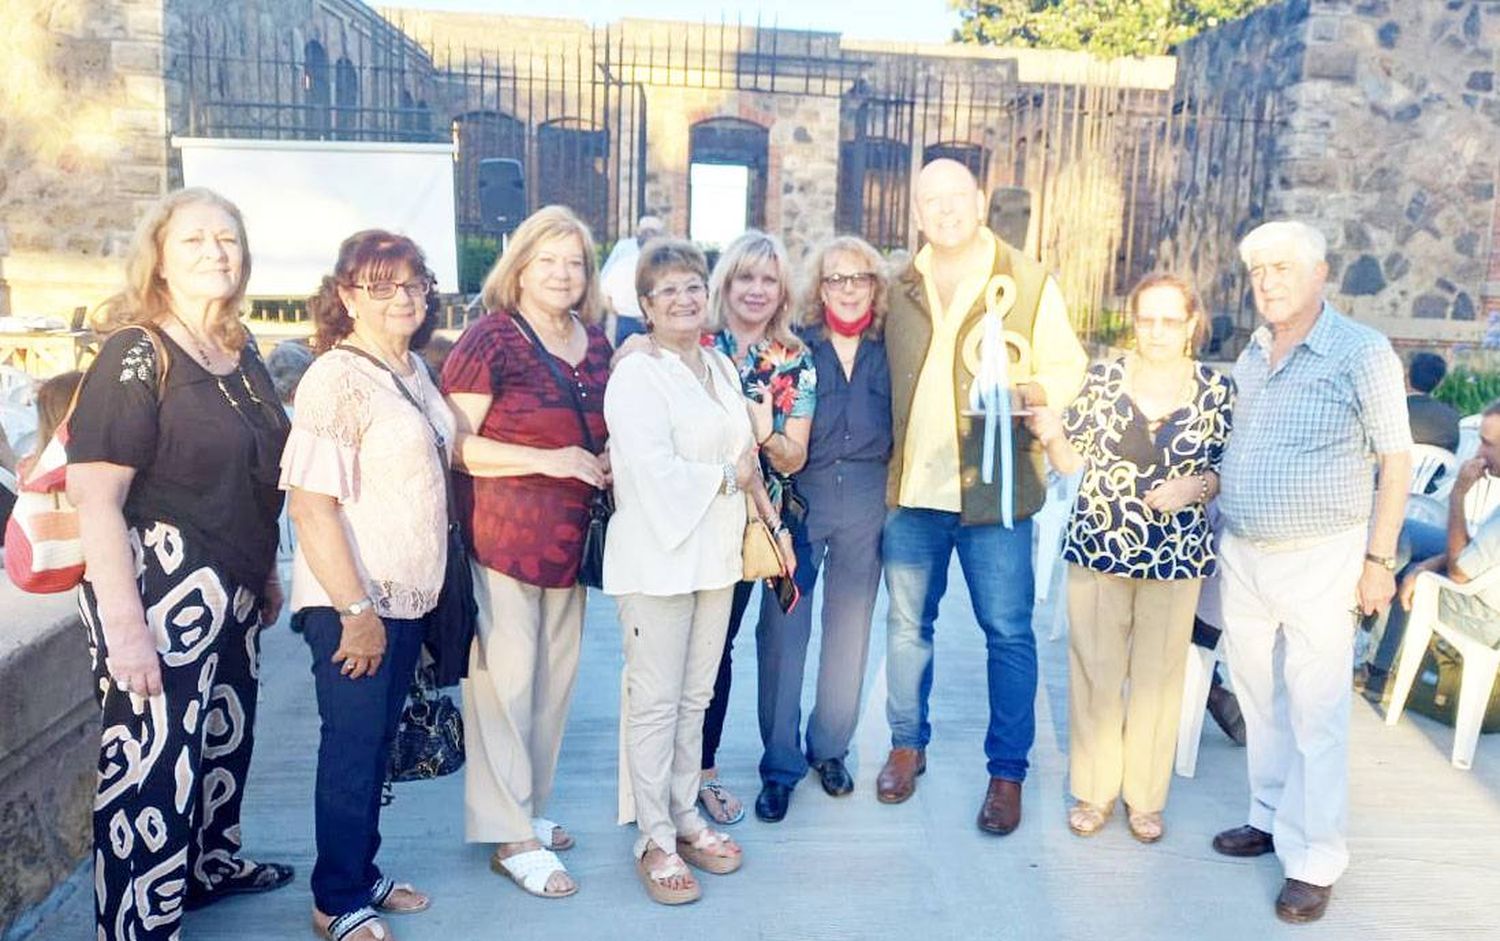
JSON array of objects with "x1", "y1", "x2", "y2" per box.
[
  {"x1": 334, "y1": 344, "x2": 476, "y2": 687},
  {"x1": 507, "y1": 314, "x2": 612, "y2": 589}
]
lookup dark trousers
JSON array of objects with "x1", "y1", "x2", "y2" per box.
[
  {"x1": 82, "y1": 523, "x2": 264, "y2": 941},
  {"x1": 702, "y1": 580, "x2": 754, "y2": 769},
  {"x1": 300, "y1": 608, "x2": 424, "y2": 918},
  {"x1": 756, "y1": 510, "x2": 884, "y2": 787}
]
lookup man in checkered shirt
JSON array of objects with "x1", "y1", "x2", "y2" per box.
[{"x1": 1209, "y1": 221, "x2": 1411, "y2": 925}]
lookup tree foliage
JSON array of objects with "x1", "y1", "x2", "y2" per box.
[{"x1": 952, "y1": 0, "x2": 1279, "y2": 58}]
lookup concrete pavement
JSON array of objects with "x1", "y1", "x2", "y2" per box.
[{"x1": 12, "y1": 551, "x2": 1500, "y2": 940}]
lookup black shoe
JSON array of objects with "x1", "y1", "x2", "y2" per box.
[
  {"x1": 1207, "y1": 684, "x2": 1248, "y2": 747},
  {"x1": 1211, "y1": 825, "x2": 1275, "y2": 857},
  {"x1": 1275, "y1": 878, "x2": 1332, "y2": 923},
  {"x1": 1361, "y1": 667, "x2": 1389, "y2": 704},
  {"x1": 811, "y1": 757, "x2": 854, "y2": 796},
  {"x1": 754, "y1": 782, "x2": 792, "y2": 822}
]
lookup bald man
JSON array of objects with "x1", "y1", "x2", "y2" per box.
[{"x1": 878, "y1": 160, "x2": 1086, "y2": 833}]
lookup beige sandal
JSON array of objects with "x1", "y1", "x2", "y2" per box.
[
  {"x1": 636, "y1": 848, "x2": 700, "y2": 905},
  {"x1": 1067, "y1": 800, "x2": 1113, "y2": 837},
  {"x1": 1127, "y1": 807, "x2": 1164, "y2": 844},
  {"x1": 676, "y1": 828, "x2": 743, "y2": 875}
]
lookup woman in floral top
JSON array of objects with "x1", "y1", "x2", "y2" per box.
[
  {"x1": 1028, "y1": 273, "x2": 1233, "y2": 845},
  {"x1": 697, "y1": 230, "x2": 817, "y2": 824}
]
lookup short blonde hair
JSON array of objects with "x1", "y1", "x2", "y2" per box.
[
  {"x1": 798, "y1": 235, "x2": 889, "y2": 341},
  {"x1": 706, "y1": 230, "x2": 802, "y2": 350},
  {"x1": 479, "y1": 205, "x2": 603, "y2": 324},
  {"x1": 95, "y1": 187, "x2": 252, "y2": 352}
]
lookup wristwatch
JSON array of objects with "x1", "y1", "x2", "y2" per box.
[
  {"x1": 1364, "y1": 553, "x2": 1397, "y2": 571},
  {"x1": 721, "y1": 463, "x2": 739, "y2": 496},
  {"x1": 340, "y1": 597, "x2": 376, "y2": 617}
]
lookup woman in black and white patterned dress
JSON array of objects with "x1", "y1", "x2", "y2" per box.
[
  {"x1": 1027, "y1": 273, "x2": 1233, "y2": 845},
  {"x1": 67, "y1": 188, "x2": 293, "y2": 940}
]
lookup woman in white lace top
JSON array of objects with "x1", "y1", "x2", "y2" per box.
[{"x1": 279, "y1": 230, "x2": 454, "y2": 941}]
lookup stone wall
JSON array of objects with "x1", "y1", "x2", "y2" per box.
[
  {"x1": 1163, "y1": 0, "x2": 1500, "y2": 345},
  {"x1": 0, "y1": 586, "x2": 96, "y2": 937},
  {"x1": 1, "y1": 0, "x2": 172, "y2": 318}
]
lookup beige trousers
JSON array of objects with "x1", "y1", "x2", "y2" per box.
[
  {"x1": 1066, "y1": 565, "x2": 1202, "y2": 813},
  {"x1": 463, "y1": 562, "x2": 585, "y2": 843},
  {"x1": 614, "y1": 587, "x2": 734, "y2": 859}
]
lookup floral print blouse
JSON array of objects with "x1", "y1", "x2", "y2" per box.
[
  {"x1": 702, "y1": 330, "x2": 817, "y2": 505},
  {"x1": 1060, "y1": 357, "x2": 1234, "y2": 580}
]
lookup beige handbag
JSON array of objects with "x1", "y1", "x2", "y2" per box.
[{"x1": 741, "y1": 495, "x2": 785, "y2": 580}]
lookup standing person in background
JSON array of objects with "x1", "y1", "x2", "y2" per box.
[
  {"x1": 753, "y1": 235, "x2": 891, "y2": 822},
  {"x1": 1405, "y1": 351, "x2": 1460, "y2": 453},
  {"x1": 67, "y1": 187, "x2": 293, "y2": 939},
  {"x1": 1211, "y1": 220, "x2": 1410, "y2": 924},
  {"x1": 600, "y1": 215, "x2": 665, "y2": 345},
  {"x1": 696, "y1": 229, "x2": 817, "y2": 826},
  {"x1": 283, "y1": 230, "x2": 452, "y2": 941},
  {"x1": 441, "y1": 206, "x2": 612, "y2": 899},
  {"x1": 1028, "y1": 273, "x2": 1233, "y2": 844},
  {"x1": 878, "y1": 159, "x2": 1086, "y2": 836}
]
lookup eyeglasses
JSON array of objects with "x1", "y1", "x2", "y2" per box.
[
  {"x1": 352, "y1": 278, "x2": 432, "y2": 300},
  {"x1": 647, "y1": 282, "x2": 708, "y2": 303},
  {"x1": 822, "y1": 272, "x2": 877, "y2": 291}
]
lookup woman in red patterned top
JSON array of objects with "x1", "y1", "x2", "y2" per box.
[{"x1": 440, "y1": 206, "x2": 611, "y2": 899}]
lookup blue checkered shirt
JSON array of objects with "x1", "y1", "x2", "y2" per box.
[{"x1": 1219, "y1": 303, "x2": 1411, "y2": 543}]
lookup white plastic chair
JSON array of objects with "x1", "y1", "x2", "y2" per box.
[
  {"x1": 1385, "y1": 567, "x2": 1500, "y2": 769},
  {"x1": 1411, "y1": 443, "x2": 1458, "y2": 498},
  {"x1": 1457, "y1": 414, "x2": 1481, "y2": 464},
  {"x1": 1174, "y1": 637, "x2": 1221, "y2": 778},
  {"x1": 1463, "y1": 475, "x2": 1500, "y2": 538}
]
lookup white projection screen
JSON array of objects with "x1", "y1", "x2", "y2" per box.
[{"x1": 174, "y1": 137, "x2": 459, "y2": 298}]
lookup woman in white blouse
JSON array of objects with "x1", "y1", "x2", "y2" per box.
[
  {"x1": 281, "y1": 230, "x2": 454, "y2": 941},
  {"x1": 603, "y1": 239, "x2": 792, "y2": 905}
]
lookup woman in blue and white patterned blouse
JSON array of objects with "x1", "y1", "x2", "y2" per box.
[{"x1": 1028, "y1": 273, "x2": 1233, "y2": 844}]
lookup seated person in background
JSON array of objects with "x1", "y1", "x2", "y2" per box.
[
  {"x1": 1365, "y1": 400, "x2": 1500, "y2": 701},
  {"x1": 266, "y1": 338, "x2": 315, "y2": 407},
  {"x1": 1406, "y1": 351, "x2": 1460, "y2": 453}
]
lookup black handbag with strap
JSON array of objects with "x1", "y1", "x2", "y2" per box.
[
  {"x1": 507, "y1": 313, "x2": 612, "y2": 589},
  {"x1": 386, "y1": 661, "x2": 465, "y2": 791},
  {"x1": 335, "y1": 344, "x2": 476, "y2": 687}
]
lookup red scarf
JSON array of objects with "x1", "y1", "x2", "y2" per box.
[{"x1": 824, "y1": 305, "x2": 873, "y2": 337}]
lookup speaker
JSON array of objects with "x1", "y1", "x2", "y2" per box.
[
  {"x1": 987, "y1": 186, "x2": 1032, "y2": 250},
  {"x1": 478, "y1": 158, "x2": 526, "y2": 235}
]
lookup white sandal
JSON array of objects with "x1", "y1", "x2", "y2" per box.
[
  {"x1": 531, "y1": 816, "x2": 575, "y2": 851},
  {"x1": 676, "y1": 828, "x2": 742, "y2": 875},
  {"x1": 489, "y1": 848, "x2": 576, "y2": 898}
]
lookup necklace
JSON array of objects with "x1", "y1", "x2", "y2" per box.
[{"x1": 170, "y1": 312, "x2": 220, "y2": 371}]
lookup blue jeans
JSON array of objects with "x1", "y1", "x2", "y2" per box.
[
  {"x1": 882, "y1": 507, "x2": 1037, "y2": 781},
  {"x1": 300, "y1": 608, "x2": 425, "y2": 918},
  {"x1": 614, "y1": 315, "x2": 648, "y2": 346}
]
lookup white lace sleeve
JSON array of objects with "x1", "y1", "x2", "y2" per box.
[{"x1": 277, "y1": 355, "x2": 371, "y2": 501}]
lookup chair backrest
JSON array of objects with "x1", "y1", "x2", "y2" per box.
[
  {"x1": 1457, "y1": 414, "x2": 1482, "y2": 464},
  {"x1": 1411, "y1": 443, "x2": 1459, "y2": 496}
]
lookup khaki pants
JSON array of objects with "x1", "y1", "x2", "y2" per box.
[
  {"x1": 463, "y1": 562, "x2": 585, "y2": 843},
  {"x1": 615, "y1": 588, "x2": 734, "y2": 859},
  {"x1": 1066, "y1": 565, "x2": 1202, "y2": 813}
]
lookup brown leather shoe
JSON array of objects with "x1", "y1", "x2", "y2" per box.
[
  {"x1": 1211, "y1": 824, "x2": 1275, "y2": 857},
  {"x1": 976, "y1": 777, "x2": 1022, "y2": 835},
  {"x1": 1275, "y1": 878, "x2": 1331, "y2": 924},
  {"x1": 875, "y1": 748, "x2": 925, "y2": 804}
]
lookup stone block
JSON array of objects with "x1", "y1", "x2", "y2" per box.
[
  {"x1": 1377, "y1": 21, "x2": 1400, "y2": 48},
  {"x1": 113, "y1": 164, "x2": 165, "y2": 197},
  {"x1": 1468, "y1": 71, "x2": 1495, "y2": 93},
  {"x1": 1309, "y1": 15, "x2": 1342, "y2": 43},
  {"x1": 1413, "y1": 293, "x2": 1449, "y2": 319},
  {"x1": 111, "y1": 39, "x2": 163, "y2": 74},
  {"x1": 1305, "y1": 46, "x2": 1359, "y2": 82},
  {"x1": 1342, "y1": 254, "x2": 1386, "y2": 294}
]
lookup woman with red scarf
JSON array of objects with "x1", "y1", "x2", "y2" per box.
[{"x1": 752, "y1": 235, "x2": 893, "y2": 823}]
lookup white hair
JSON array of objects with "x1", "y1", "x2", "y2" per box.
[
  {"x1": 1238, "y1": 220, "x2": 1328, "y2": 269},
  {"x1": 636, "y1": 215, "x2": 664, "y2": 240}
]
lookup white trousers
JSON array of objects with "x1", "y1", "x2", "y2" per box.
[
  {"x1": 1218, "y1": 527, "x2": 1364, "y2": 886},
  {"x1": 614, "y1": 588, "x2": 734, "y2": 859}
]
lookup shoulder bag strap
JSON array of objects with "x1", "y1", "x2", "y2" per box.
[
  {"x1": 334, "y1": 343, "x2": 458, "y2": 521},
  {"x1": 506, "y1": 312, "x2": 598, "y2": 454}
]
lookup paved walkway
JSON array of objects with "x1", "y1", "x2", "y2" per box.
[{"x1": 15, "y1": 554, "x2": 1500, "y2": 941}]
